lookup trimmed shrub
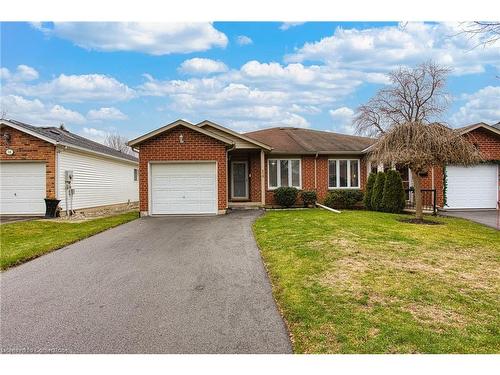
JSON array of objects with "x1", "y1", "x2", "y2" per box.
[
  {"x1": 324, "y1": 189, "x2": 364, "y2": 209},
  {"x1": 381, "y1": 170, "x2": 406, "y2": 213},
  {"x1": 363, "y1": 172, "x2": 377, "y2": 210},
  {"x1": 370, "y1": 172, "x2": 386, "y2": 211},
  {"x1": 301, "y1": 190, "x2": 317, "y2": 207},
  {"x1": 274, "y1": 187, "x2": 299, "y2": 207}
]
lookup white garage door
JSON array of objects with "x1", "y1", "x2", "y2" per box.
[
  {"x1": 446, "y1": 164, "x2": 498, "y2": 209},
  {"x1": 0, "y1": 162, "x2": 46, "y2": 215},
  {"x1": 151, "y1": 162, "x2": 217, "y2": 215}
]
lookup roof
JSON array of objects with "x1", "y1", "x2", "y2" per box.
[
  {"x1": 457, "y1": 122, "x2": 500, "y2": 137},
  {"x1": 197, "y1": 120, "x2": 272, "y2": 150},
  {"x1": 128, "y1": 119, "x2": 234, "y2": 147},
  {"x1": 1, "y1": 119, "x2": 138, "y2": 163},
  {"x1": 244, "y1": 127, "x2": 375, "y2": 154}
]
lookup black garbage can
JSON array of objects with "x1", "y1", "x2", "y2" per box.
[{"x1": 44, "y1": 198, "x2": 61, "y2": 218}]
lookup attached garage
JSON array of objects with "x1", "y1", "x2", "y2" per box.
[
  {"x1": 150, "y1": 162, "x2": 218, "y2": 215},
  {"x1": 0, "y1": 162, "x2": 46, "y2": 215},
  {"x1": 446, "y1": 164, "x2": 498, "y2": 209}
]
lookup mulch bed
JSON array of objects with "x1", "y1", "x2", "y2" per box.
[{"x1": 397, "y1": 218, "x2": 443, "y2": 225}]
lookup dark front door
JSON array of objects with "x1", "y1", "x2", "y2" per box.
[{"x1": 231, "y1": 161, "x2": 248, "y2": 199}]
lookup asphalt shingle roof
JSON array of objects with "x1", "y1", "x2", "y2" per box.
[
  {"x1": 5, "y1": 119, "x2": 138, "y2": 162},
  {"x1": 245, "y1": 127, "x2": 375, "y2": 154}
]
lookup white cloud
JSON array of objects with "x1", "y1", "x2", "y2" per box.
[
  {"x1": 450, "y1": 86, "x2": 500, "y2": 126},
  {"x1": 87, "y1": 107, "x2": 127, "y2": 121},
  {"x1": 329, "y1": 107, "x2": 356, "y2": 134},
  {"x1": 0, "y1": 65, "x2": 39, "y2": 82},
  {"x1": 178, "y1": 58, "x2": 228, "y2": 75},
  {"x1": 34, "y1": 22, "x2": 228, "y2": 55},
  {"x1": 81, "y1": 127, "x2": 108, "y2": 143},
  {"x1": 0, "y1": 94, "x2": 85, "y2": 126},
  {"x1": 4, "y1": 73, "x2": 135, "y2": 102},
  {"x1": 280, "y1": 22, "x2": 305, "y2": 31},
  {"x1": 236, "y1": 35, "x2": 253, "y2": 45},
  {"x1": 286, "y1": 22, "x2": 500, "y2": 76}
]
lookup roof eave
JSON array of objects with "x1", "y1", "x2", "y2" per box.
[
  {"x1": 57, "y1": 143, "x2": 138, "y2": 164},
  {"x1": 0, "y1": 120, "x2": 58, "y2": 145},
  {"x1": 459, "y1": 123, "x2": 500, "y2": 137},
  {"x1": 197, "y1": 120, "x2": 273, "y2": 150},
  {"x1": 128, "y1": 119, "x2": 234, "y2": 147}
]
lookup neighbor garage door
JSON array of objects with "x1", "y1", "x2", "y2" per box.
[
  {"x1": 150, "y1": 162, "x2": 217, "y2": 214},
  {"x1": 0, "y1": 162, "x2": 46, "y2": 215},
  {"x1": 446, "y1": 164, "x2": 498, "y2": 209}
]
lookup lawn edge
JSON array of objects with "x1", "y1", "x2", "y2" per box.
[
  {"x1": 251, "y1": 211, "x2": 296, "y2": 353},
  {"x1": 1, "y1": 212, "x2": 139, "y2": 271}
]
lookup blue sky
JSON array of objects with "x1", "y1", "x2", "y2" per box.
[{"x1": 1, "y1": 21, "x2": 499, "y2": 143}]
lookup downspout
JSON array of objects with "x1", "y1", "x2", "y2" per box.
[
  {"x1": 314, "y1": 152, "x2": 318, "y2": 190},
  {"x1": 226, "y1": 144, "x2": 236, "y2": 211}
]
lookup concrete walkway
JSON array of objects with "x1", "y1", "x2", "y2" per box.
[{"x1": 0, "y1": 210, "x2": 291, "y2": 353}]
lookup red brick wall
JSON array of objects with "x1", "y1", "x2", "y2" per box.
[
  {"x1": 264, "y1": 154, "x2": 367, "y2": 206},
  {"x1": 137, "y1": 126, "x2": 228, "y2": 212},
  {"x1": 0, "y1": 125, "x2": 56, "y2": 198},
  {"x1": 466, "y1": 128, "x2": 500, "y2": 160}
]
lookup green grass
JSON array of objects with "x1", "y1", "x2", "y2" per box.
[
  {"x1": 1, "y1": 211, "x2": 139, "y2": 270},
  {"x1": 253, "y1": 209, "x2": 500, "y2": 353}
]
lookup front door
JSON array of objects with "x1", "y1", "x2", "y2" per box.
[{"x1": 231, "y1": 161, "x2": 248, "y2": 199}]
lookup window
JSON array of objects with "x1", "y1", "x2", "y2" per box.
[
  {"x1": 328, "y1": 159, "x2": 360, "y2": 189},
  {"x1": 268, "y1": 159, "x2": 301, "y2": 189},
  {"x1": 133, "y1": 168, "x2": 138, "y2": 181}
]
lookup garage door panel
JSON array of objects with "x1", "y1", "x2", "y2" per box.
[
  {"x1": 446, "y1": 164, "x2": 497, "y2": 209},
  {"x1": 0, "y1": 162, "x2": 46, "y2": 215},
  {"x1": 151, "y1": 162, "x2": 217, "y2": 215}
]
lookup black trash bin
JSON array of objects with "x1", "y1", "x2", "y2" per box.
[{"x1": 44, "y1": 198, "x2": 61, "y2": 218}]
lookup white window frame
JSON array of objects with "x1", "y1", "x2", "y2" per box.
[
  {"x1": 268, "y1": 158, "x2": 302, "y2": 189},
  {"x1": 328, "y1": 159, "x2": 361, "y2": 189}
]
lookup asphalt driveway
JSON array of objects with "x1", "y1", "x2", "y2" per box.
[
  {"x1": 0, "y1": 210, "x2": 291, "y2": 354},
  {"x1": 441, "y1": 209, "x2": 499, "y2": 230}
]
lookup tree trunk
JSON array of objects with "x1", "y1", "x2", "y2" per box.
[{"x1": 411, "y1": 169, "x2": 423, "y2": 221}]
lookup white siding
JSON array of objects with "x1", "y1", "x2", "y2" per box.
[{"x1": 57, "y1": 149, "x2": 138, "y2": 210}]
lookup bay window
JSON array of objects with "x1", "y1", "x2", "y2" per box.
[
  {"x1": 328, "y1": 159, "x2": 360, "y2": 188},
  {"x1": 268, "y1": 159, "x2": 301, "y2": 189}
]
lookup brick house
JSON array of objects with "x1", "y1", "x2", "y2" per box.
[
  {"x1": 0, "y1": 119, "x2": 139, "y2": 215},
  {"x1": 130, "y1": 119, "x2": 500, "y2": 216}
]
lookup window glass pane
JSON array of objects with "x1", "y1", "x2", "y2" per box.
[
  {"x1": 280, "y1": 160, "x2": 289, "y2": 186},
  {"x1": 291, "y1": 160, "x2": 300, "y2": 187},
  {"x1": 329, "y1": 160, "x2": 337, "y2": 187},
  {"x1": 339, "y1": 160, "x2": 348, "y2": 187},
  {"x1": 269, "y1": 160, "x2": 278, "y2": 187},
  {"x1": 350, "y1": 160, "x2": 359, "y2": 187}
]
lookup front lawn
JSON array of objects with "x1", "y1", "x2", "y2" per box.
[
  {"x1": 253, "y1": 209, "x2": 500, "y2": 353},
  {"x1": 1, "y1": 211, "x2": 139, "y2": 270}
]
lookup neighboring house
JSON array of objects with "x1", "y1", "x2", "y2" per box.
[
  {"x1": 130, "y1": 119, "x2": 500, "y2": 216},
  {"x1": 0, "y1": 119, "x2": 139, "y2": 215}
]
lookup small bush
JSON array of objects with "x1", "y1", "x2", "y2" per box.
[
  {"x1": 274, "y1": 187, "x2": 299, "y2": 207},
  {"x1": 301, "y1": 190, "x2": 317, "y2": 207},
  {"x1": 363, "y1": 172, "x2": 377, "y2": 210},
  {"x1": 381, "y1": 170, "x2": 406, "y2": 213},
  {"x1": 324, "y1": 189, "x2": 364, "y2": 209},
  {"x1": 370, "y1": 172, "x2": 386, "y2": 211}
]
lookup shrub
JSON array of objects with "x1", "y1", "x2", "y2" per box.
[
  {"x1": 301, "y1": 190, "x2": 317, "y2": 207},
  {"x1": 363, "y1": 172, "x2": 377, "y2": 210},
  {"x1": 370, "y1": 172, "x2": 386, "y2": 211},
  {"x1": 381, "y1": 170, "x2": 406, "y2": 213},
  {"x1": 274, "y1": 187, "x2": 299, "y2": 207},
  {"x1": 323, "y1": 189, "x2": 364, "y2": 209}
]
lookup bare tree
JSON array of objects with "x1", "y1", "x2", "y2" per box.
[
  {"x1": 355, "y1": 61, "x2": 482, "y2": 221},
  {"x1": 354, "y1": 61, "x2": 450, "y2": 136},
  {"x1": 459, "y1": 22, "x2": 500, "y2": 46},
  {"x1": 104, "y1": 132, "x2": 135, "y2": 156}
]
